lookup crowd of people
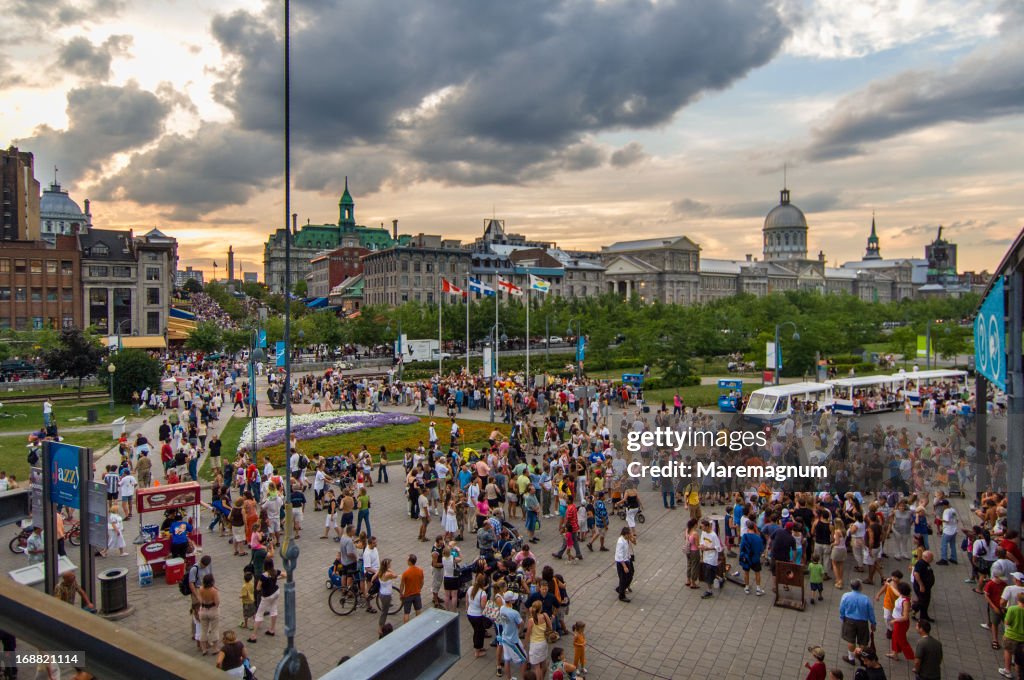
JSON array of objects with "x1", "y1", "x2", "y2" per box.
[{"x1": 15, "y1": 344, "x2": 1016, "y2": 679}]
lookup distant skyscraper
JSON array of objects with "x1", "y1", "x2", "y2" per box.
[
  {"x1": 227, "y1": 245, "x2": 235, "y2": 282},
  {"x1": 1, "y1": 146, "x2": 41, "y2": 241}
]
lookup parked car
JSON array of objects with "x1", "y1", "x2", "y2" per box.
[{"x1": 546, "y1": 336, "x2": 564, "y2": 345}]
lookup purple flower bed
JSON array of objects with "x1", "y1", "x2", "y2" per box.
[{"x1": 239, "y1": 411, "x2": 419, "y2": 452}]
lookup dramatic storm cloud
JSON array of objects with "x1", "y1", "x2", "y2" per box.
[
  {"x1": 95, "y1": 122, "x2": 281, "y2": 221},
  {"x1": 193, "y1": 0, "x2": 791, "y2": 201},
  {"x1": 56, "y1": 35, "x2": 133, "y2": 80},
  {"x1": 15, "y1": 81, "x2": 172, "y2": 181},
  {"x1": 807, "y1": 12, "x2": 1024, "y2": 161}
]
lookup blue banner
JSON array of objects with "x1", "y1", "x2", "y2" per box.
[
  {"x1": 257, "y1": 329, "x2": 267, "y2": 348},
  {"x1": 276, "y1": 341, "x2": 286, "y2": 367},
  {"x1": 974, "y1": 277, "x2": 1006, "y2": 391},
  {"x1": 576, "y1": 335, "x2": 585, "y2": 361},
  {"x1": 48, "y1": 442, "x2": 83, "y2": 510}
]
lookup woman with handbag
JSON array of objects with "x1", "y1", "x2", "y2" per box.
[
  {"x1": 466, "y1": 573, "x2": 491, "y2": 657},
  {"x1": 374, "y1": 558, "x2": 398, "y2": 637},
  {"x1": 526, "y1": 600, "x2": 555, "y2": 679}
]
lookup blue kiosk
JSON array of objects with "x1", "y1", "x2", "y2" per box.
[{"x1": 717, "y1": 379, "x2": 744, "y2": 413}]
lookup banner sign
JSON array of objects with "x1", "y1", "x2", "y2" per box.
[
  {"x1": 136, "y1": 482, "x2": 201, "y2": 514},
  {"x1": 48, "y1": 442, "x2": 83, "y2": 510},
  {"x1": 974, "y1": 276, "x2": 1006, "y2": 391}
]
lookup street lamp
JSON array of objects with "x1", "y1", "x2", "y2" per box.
[
  {"x1": 773, "y1": 321, "x2": 799, "y2": 386},
  {"x1": 115, "y1": 319, "x2": 131, "y2": 351},
  {"x1": 107, "y1": 362, "x2": 116, "y2": 412},
  {"x1": 567, "y1": 318, "x2": 583, "y2": 380}
]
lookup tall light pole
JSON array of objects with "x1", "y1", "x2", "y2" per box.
[
  {"x1": 116, "y1": 319, "x2": 131, "y2": 351},
  {"x1": 107, "y1": 362, "x2": 116, "y2": 412},
  {"x1": 567, "y1": 318, "x2": 582, "y2": 380},
  {"x1": 276, "y1": 0, "x2": 308, "y2": 674},
  {"x1": 387, "y1": 317, "x2": 404, "y2": 381},
  {"x1": 486, "y1": 338, "x2": 494, "y2": 423},
  {"x1": 773, "y1": 321, "x2": 799, "y2": 386},
  {"x1": 487, "y1": 324, "x2": 507, "y2": 423}
]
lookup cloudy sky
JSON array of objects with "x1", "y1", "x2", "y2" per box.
[{"x1": 3, "y1": 0, "x2": 1022, "y2": 277}]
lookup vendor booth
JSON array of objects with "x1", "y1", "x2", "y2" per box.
[{"x1": 134, "y1": 482, "x2": 203, "y2": 583}]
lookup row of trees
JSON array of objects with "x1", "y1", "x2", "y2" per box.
[{"x1": 186, "y1": 289, "x2": 980, "y2": 380}]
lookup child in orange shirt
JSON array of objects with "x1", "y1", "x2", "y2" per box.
[{"x1": 572, "y1": 621, "x2": 587, "y2": 675}]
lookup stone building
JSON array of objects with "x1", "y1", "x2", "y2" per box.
[
  {"x1": 80, "y1": 227, "x2": 177, "y2": 342},
  {"x1": 307, "y1": 244, "x2": 369, "y2": 298},
  {"x1": 39, "y1": 177, "x2": 91, "y2": 244},
  {"x1": 0, "y1": 235, "x2": 81, "y2": 330},
  {"x1": 601, "y1": 236, "x2": 701, "y2": 304},
  {"x1": 263, "y1": 179, "x2": 410, "y2": 293},
  {"x1": 361, "y1": 235, "x2": 472, "y2": 306}
]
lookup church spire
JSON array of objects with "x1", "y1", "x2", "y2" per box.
[
  {"x1": 864, "y1": 211, "x2": 881, "y2": 260},
  {"x1": 339, "y1": 176, "x2": 355, "y2": 228}
]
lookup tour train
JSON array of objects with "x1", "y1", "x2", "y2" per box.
[{"x1": 742, "y1": 369, "x2": 968, "y2": 423}]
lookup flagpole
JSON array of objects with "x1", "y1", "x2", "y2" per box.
[
  {"x1": 438, "y1": 279, "x2": 443, "y2": 378},
  {"x1": 465, "y1": 287, "x2": 470, "y2": 375},
  {"x1": 495, "y1": 280, "x2": 500, "y2": 376},
  {"x1": 526, "y1": 285, "x2": 530, "y2": 387}
]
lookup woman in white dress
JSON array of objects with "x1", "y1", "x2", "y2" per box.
[
  {"x1": 442, "y1": 497, "x2": 458, "y2": 540},
  {"x1": 101, "y1": 509, "x2": 127, "y2": 557}
]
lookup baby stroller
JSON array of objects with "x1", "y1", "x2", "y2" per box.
[
  {"x1": 324, "y1": 455, "x2": 347, "y2": 477},
  {"x1": 947, "y1": 470, "x2": 964, "y2": 497}
]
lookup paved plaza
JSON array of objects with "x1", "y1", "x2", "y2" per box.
[{"x1": 4, "y1": 394, "x2": 1002, "y2": 680}]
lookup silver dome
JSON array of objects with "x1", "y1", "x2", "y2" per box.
[
  {"x1": 39, "y1": 183, "x2": 85, "y2": 219},
  {"x1": 763, "y1": 189, "x2": 807, "y2": 230},
  {"x1": 764, "y1": 203, "x2": 807, "y2": 230}
]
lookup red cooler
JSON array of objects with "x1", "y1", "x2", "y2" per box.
[{"x1": 164, "y1": 557, "x2": 186, "y2": 585}]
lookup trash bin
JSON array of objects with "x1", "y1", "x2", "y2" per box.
[
  {"x1": 111, "y1": 416, "x2": 127, "y2": 440},
  {"x1": 86, "y1": 408, "x2": 98, "y2": 424},
  {"x1": 98, "y1": 567, "x2": 129, "y2": 614}
]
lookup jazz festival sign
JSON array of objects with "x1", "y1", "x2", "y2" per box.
[{"x1": 975, "y1": 276, "x2": 1006, "y2": 392}]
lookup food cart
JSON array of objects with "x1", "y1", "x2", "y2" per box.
[
  {"x1": 717, "y1": 379, "x2": 744, "y2": 413},
  {"x1": 135, "y1": 482, "x2": 203, "y2": 581}
]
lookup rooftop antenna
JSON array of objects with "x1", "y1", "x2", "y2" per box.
[
  {"x1": 54, "y1": 166, "x2": 58, "y2": 186},
  {"x1": 783, "y1": 162, "x2": 787, "y2": 189}
]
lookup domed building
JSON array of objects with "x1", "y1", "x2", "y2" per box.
[
  {"x1": 39, "y1": 178, "x2": 91, "y2": 243},
  {"x1": 762, "y1": 187, "x2": 808, "y2": 262}
]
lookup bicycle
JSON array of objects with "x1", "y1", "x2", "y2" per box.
[
  {"x1": 327, "y1": 581, "x2": 400, "y2": 617},
  {"x1": 616, "y1": 507, "x2": 646, "y2": 524}
]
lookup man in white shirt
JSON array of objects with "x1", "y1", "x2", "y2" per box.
[
  {"x1": 614, "y1": 527, "x2": 634, "y2": 602},
  {"x1": 118, "y1": 472, "x2": 138, "y2": 519},
  {"x1": 937, "y1": 501, "x2": 959, "y2": 565},
  {"x1": 43, "y1": 399, "x2": 53, "y2": 427},
  {"x1": 699, "y1": 519, "x2": 723, "y2": 599}
]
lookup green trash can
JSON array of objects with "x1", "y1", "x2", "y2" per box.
[{"x1": 86, "y1": 408, "x2": 98, "y2": 424}]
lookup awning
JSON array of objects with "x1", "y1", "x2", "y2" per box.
[
  {"x1": 169, "y1": 307, "x2": 196, "y2": 321},
  {"x1": 115, "y1": 336, "x2": 167, "y2": 349},
  {"x1": 306, "y1": 297, "x2": 329, "y2": 308}
]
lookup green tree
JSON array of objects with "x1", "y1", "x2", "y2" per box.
[
  {"x1": 182, "y1": 278, "x2": 203, "y2": 294},
  {"x1": 186, "y1": 321, "x2": 223, "y2": 353},
  {"x1": 222, "y1": 328, "x2": 251, "y2": 355},
  {"x1": 933, "y1": 325, "x2": 972, "y2": 365},
  {"x1": 293, "y1": 279, "x2": 308, "y2": 298},
  {"x1": 105, "y1": 349, "x2": 161, "y2": 403},
  {"x1": 888, "y1": 325, "x2": 917, "y2": 366},
  {"x1": 43, "y1": 329, "x2": 105, "y2": 397}
]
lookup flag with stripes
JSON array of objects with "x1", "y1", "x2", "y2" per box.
[
  {"x1": 441, "y1": 278, "x2": 466, "y2": 296},
  {"x1": 528, "y1": 274, "x2": 550, "y2": 294},
  {"x1": 497, "y1": 276, "x2": 523, "y2": 296},
  {"x1": 468, "y1": 277, "x2": 495, "y2": 296}
]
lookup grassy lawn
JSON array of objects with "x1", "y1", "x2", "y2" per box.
[
  {"x1": 201, "y1": 414, "x2": 510, "y2": 481},
  {"x1": 643, "y1": 383, "x2": 723, "y2": 408},
  {"x1": 0, "y1": 383, "x2": 106, "y2": 398},
  {"x1": 0, "y1": 400, "x2": 142, "y2": 433},
  {"x1": 0, "y1": 430, "x2": 117, "y2": 480}
]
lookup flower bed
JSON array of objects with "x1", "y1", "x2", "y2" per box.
[{"x1": 238, "y1": 410, "x2": 419, "y2": 452}]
